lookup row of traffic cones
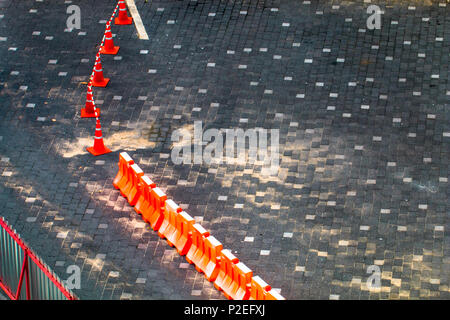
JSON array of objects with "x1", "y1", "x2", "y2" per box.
[{"x1": 84, "y1": 0, "x2": 133, "y2": 156}]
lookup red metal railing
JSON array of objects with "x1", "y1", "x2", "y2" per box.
[{"x1": 0, "y1": 217, "x2": 77, "y2": 300}]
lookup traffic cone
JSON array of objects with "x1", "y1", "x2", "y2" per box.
[
  {"x1": 91, "y1": 54, "x2": 110, "y2": 87},
  {"x1": 87, "y1": 118, "x2": 111, "y2": 156},
  {"x1": 100, "y1": 22, "x2": 119, "y2": 55},
  {"x1": 80, "y1": 86, "x2": 100, "y2": 118},
  {"x1": 115, "y1": 0, "x2": 133, "y2": 25}
]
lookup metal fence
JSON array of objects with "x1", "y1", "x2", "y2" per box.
[{"x1": 0, "y1": 217, "x2": 77, "y2": 300}]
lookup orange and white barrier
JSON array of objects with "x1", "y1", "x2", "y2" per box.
[
  {"x1": 230, "y1": 262, "x2": 253, "y2": 300},
  {"x1": 113, "y1": 152, "x2": 134, "y2": 189},
  {"x1": 199, "y1": 236, "x2": 222, "y2": 282},
  {"x1": 214, "y1": 249, "x2": 239, "y2": 297},
  {"x1": 126, "y1": 164, "x2": 144, "y2": 205},
  {"x1": 120, "y1": 161, "x2": 137, "y2": 198},
  {"x1": 158, "y1": 199, "x2": 181, "y2": 245},
  {"x1": 250, "y1": 276, "x2": 271, "y2": 300},
  {"x1": 186, "y1": 223, "x2": 209, "y2": 268},
  {"x1": 134, "y1": 176, "x2": 155, "y2": 215},
  {"x1": 173, "y1": 210, "x2": 195, "y2": 256},
  {"x1": 266, "y1": 289, "x2": 286, "y2": 300},
  {"x1": 148, "y1": 187, "x2": 167, "y2": 231}
]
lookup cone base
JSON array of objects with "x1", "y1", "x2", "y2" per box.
[
  {"x1": 91, "y1": 77, "x2": 110, "y2": 88},
  {"x1": 81, "y1": 107, "x2": 100, "y2": 118},
  {"x1": 100, "y1": 46, "x2": 120, "y2": 55},
  {"x1": 87, "y1": 145, "x2": 112, "y2": 156},
  {"x1": 115, "y1": 16, "x2": 133, "y2": 25}
]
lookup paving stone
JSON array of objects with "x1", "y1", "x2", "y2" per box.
[{"x1": 0, "y1": 0, "x2": 449, "y2": 301}]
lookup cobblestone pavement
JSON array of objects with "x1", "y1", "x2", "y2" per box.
[{"x1": 0, "y1": 0, "x2": 449, "y2": 300}]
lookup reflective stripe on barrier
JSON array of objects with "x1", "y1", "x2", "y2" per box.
[
  {"x1": 135, "y1": 175, "x2": 155, "y2": 215},
  {"x1": 113, "y1": 152, "x2": 134, "y2": 190},
  {"x1": 250, "y1": 276, "x2": 271, "y2": 300},
  {"x1": 158, "y1": 199, "x2": 181, "y2": 245},
  {"x1": 173, "y1": 210, "x2": 195, "y2": 256},
  {"x1": 148, "y1": 187, "x2": 167, "y2": 231},
  {"x1": 126, "y1": 164, "x2": 144, "y2": 205},
  {"x1": 214, "y1": 249, "x2": 239, "y2": 297},
  {"x1": 200, "y1": 236, "x2": 222, "y2": 282},
  {"x1": 186, "y1": 223, "x2": 209, "y2": 266}
]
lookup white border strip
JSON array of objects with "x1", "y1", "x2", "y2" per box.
[{"x1": 125, "y1": 0, "x2": 149, "y2": 40}]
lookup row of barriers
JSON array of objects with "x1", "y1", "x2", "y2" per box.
[
  {"x1": 0, "y1": 217, "x2": 77, "y2": 300},
  {"x1": 113, "y1": 152, "x2": 285, "y2": 300}
]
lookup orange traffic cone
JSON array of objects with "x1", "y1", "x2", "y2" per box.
[
  {"x1": 100, "y1": 22, "x2": 119, "y2": 55},
  {"x1": 87, "y1": 118, "x2": 112, "y2": 156},
  {"x1": 115, "y1": 0, "x2": 133, "y2": 25},
  {"x1": 91, "y1": 54, "x2": 110, "y2": 87},
  {"x1": 81, "y1": 86, "x2": 100, "y2": 118}
]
